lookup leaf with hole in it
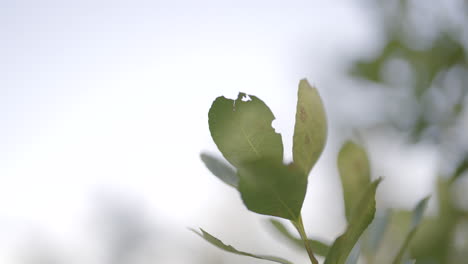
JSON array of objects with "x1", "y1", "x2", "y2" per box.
[
  {"x1": 191, "y1": 228, "x2": 294, "y2": 264},
  {"x1": 324, "y1": 178, "x2": 382, "y2": 264},
  {"x1": 293, "y1": 79, "x2": 327, "y2": 176},
  {"x1": 338, "y1": 141, "x2": 371, "y2": 221},
  {"x1": 200, "y1": 152, "x2": 238, "y2": 188},
  {"x1": 208, "y1": 92, "x2": 283, "y2": 169},
  {"x1": 237, "y1": 159, "x2": 307, "y2": 221},
  {"x1": 269, "y1": 219, "x2": 330, "y2": 256},
  {"x1": 392, "y1": 196, "x2": 430, "y2": 264}
]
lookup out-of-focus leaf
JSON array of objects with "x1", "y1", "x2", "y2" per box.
[
  {"x1": 451, "y1": 156, "x2": 468, "y2": 182},
  {"x1": 410, "y1": 197, "x2": 430, "y2": 229},
  {"x1": 324, "y1": 178, "x2": 382, "y2": 264},
  {"x1": 293, "y1": 79, "x2": 327, "y2": 176},
  {"x1": 200, "y1": 152, "x2": 238, "y2": 188},
  {"x1": 410, "y1": 179, "x2": 458, "y2": 263},
  {"x1": 361, "y1": 209, "x2": 391, "y2": 257},
  {"x1": 345, "y1": 242, "x2": 360, "y2": 264},
  {"x1": 350, "y1": 40, "x2": 402, "y2": 83},
  {"x1": 269, "y1": 219, "x2": 330, "y2": 256},
  {"x1": 191, "y1": 228, "x2": 294, "y2": 264},
  {"x1": 208, "y1": 92, "x2": 283, "y2": 169},
  {"x1": 237, "y1": 159, "x2": 307, "y2": 221},
  {"x1": 392, "y1": 196, "x2": 430, "y2": 264},
  {"x1": 337, "y1": 141, "x2": 371, "y2": 221}
]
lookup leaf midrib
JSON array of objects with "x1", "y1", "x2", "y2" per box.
[
  {"x1": 240, "y1": 125, "x2": 261, "y2": 157},
  {"x1": 270, "y1": 186, "x2": 298, "y2": 221}
]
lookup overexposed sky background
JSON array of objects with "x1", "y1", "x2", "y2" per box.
[{"x1": 0, "y1": 1, "x2": 448, "y2": 263}]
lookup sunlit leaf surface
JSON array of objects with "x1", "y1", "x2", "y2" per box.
[
  {"x1": 293, "y1": 79, "x2": 327, "y2": 176},
  {"x1": 338, "y1": 141, "x2": 371, "y2": 221}
]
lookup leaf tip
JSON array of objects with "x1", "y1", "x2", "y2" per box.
[
  {"x1": 373, "y1": 177, "x2": 384, "y2": 189},
  {"x1": 299, "y1": 78, "x2": 310, "y2": 86},
  {"x1": 188, "y1": 227, "x2": 203, "y2": 236}
]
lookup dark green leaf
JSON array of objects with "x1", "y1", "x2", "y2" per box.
[
  {"x1": 191, "y1": 228, "x2": 294, "y2": 264},
  {"x1": 392, "y1": 196, "x2": 430, "y2": 264},
  {"x1": 200, "y1": 152, "x2": 238, "y2": 188},
  {"x1": 208, "y1": 92, "x2": 283, "y2": 169},
  {"x1": 269, "y1": 219, "x2": 330, "y2": 256},
  {"x1": 337, "y1": 141, "x2": 371, "y2": 221},
  {"x1": 293, "y1": 79, "x2": 327, "y2": 176},
  {"x1": 238, "y1": 159, "x2": 307, "y2": 221},
  {"x1": 324, "y1": 178, "x2": 382, "y2": 264}
]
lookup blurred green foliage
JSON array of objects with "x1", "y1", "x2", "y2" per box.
[
  {"x1": 352, "y1": 0, "x2": 467, "y2": 143},
  {"x1": 348, "y1": 1, "x2": 468, "y2": 263}
]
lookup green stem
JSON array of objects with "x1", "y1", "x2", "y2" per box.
[{"x1": 292, "y1": 214, "x2": 319, "y2": 264}]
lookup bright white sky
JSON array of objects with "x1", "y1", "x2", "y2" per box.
[{"x1": 0, "y1": 1, "x2": 442, "y2": 263}]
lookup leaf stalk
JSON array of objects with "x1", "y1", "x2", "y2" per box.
[{"x1": 292, "y1": 215, "x2": 319, "y2": 264}]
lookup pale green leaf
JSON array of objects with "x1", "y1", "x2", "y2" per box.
[
  {"x1": 293, "y1": 79, "x2": 327, "y2": 176},
  {"x1": 361, "y1": 209, "x2": 391, "y2": 256},
  {"x1": 208, "y1": 92, "x2": 283, "y2": 169},
  {"x1": 324, "y1": 178, "x2": 382, "y2": 264},
  {"x1": 392, "y1": 196, "x2": 430, "y2": 264},
  {"x1": 200, "y1": 152, "x2": 238, "y2": 188},
  {"x1": 345, "y1": 242, "x2": 360, "y2": 264},
  {"x1": 191, "y1": 228, "x2": 294, "y2": 264},
  {"x1": 238, "y1": 159, "x2": 307, "y2": 221},
  {"x1": 409, "y1": 179, "x2": 456, "y2": 261},
  {"x1": 338, "y1": 141, "x2": 371, "y2": 222},
  {"x1": 269, "y1": 219, "x2": 330, "y2": 256}
]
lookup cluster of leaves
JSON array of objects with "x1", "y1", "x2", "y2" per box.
[{"x1": 195, "y1": 80, "x2": 429, "y2": 264}]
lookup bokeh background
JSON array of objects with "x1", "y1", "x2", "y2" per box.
[{"x1": 1, "y1": 0, "x2": 467, "y2": 263}]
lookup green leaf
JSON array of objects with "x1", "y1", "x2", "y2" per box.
[
  {"x1": 345, "y1": 242, "x2": 360, "y2": 264},
  {"x1": 451, "y1": 156, "x2": 468, "y2": 182},
  {"x1": 409, "y1": 179, "x2": 457, "y2": 262},
  {"x1": 238, "y1": 159, "x2": 307, "y2": 221},
  {"x1": 269, "y1": 219, "x2": 330, "y2": 256},
  {"x1": 361, "y1": 209, "x2": 391, "y2": 256},
  {"x1": 392, "y1": 196, "x2": 430, "y2": 264},
  {"x1": 200, "y1": 152, "x2": 238, "y2": 188},
  {"x1": 324, "y1": 178, "x2": 382, "y2": 264},
  {"x1": 293, "y1": 79, "x2": 327, "y2": 176},
  {"x1": 337, "y1": 141, "x2": 371, "y2": 221},
  {"x1": 208, "y1": 92, "x2": 283, "y2": 169},
  {"x1": 191, "y1": 228, "x2": 294, "y2": 264}
]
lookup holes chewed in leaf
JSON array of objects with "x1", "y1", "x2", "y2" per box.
[{"x1": 241, "y1": 94, "x2": 252, "y2": 101}]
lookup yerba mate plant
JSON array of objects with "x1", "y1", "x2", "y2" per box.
[{"x1": 194, "y1": 80, "x2": 429, "y2": 264}]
